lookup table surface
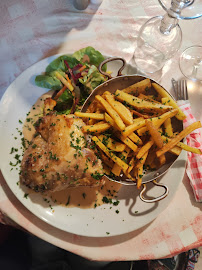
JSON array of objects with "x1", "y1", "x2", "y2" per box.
[{"x1": 0, "y1": 0, "x2": 202, "y2": 261}]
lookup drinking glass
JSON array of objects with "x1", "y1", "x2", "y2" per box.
[
  {"x1": 134, "y1": 14, "x2": 182, "y2": 74},
  {"x1": 134, "y1": 0, "x2": 202, "y2": 74},
  {"x1": 179, "y1": 45, "x2": 202, "y2": 81}
]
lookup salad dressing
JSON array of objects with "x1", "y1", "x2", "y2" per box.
[{"x1": 23, "y1": 91, "x2": 121, "y2": 209}]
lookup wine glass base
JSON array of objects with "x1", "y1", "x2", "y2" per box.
[{"x1": 134, "y1": 56, "x2": 164, "y2": 74}]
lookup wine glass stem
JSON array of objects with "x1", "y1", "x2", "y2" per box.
[
  {"x1": 160, "y1": 14, "x2": 178, "y2": 35},
  {"x1": 191, "y1": 58, "x2": 202, "y2": 78}
]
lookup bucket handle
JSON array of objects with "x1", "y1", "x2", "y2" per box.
[
  {"x1": 139, "y1": 180, "x2": 169, "y2": 203},
  {"x1": 99, "y1": 57, "x2": 126, "y2": 79}
]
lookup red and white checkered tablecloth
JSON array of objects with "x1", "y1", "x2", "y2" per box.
[
  {"x1": 178, "y1": 101, "x2": 202, "y2": 202},
  {"x1": 0, "y1": 0, "x2": 202, "y2": 262}
]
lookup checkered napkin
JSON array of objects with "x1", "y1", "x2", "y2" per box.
[{"x1": 177, "y1": 100, "x2": 202, "y2": 202}]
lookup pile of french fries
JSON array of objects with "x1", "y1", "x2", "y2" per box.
[{"x1": 74, "y1": 78, "x2": 202, "y2": 189}]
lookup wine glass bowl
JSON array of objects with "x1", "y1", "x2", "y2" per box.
[
  {"x1": 159, "y1": 0, "x2": 202, "y2": 19},
  {"x1": 133, "y1": 0, "x2": 202, "y2": 75},
  {"x1": 134, "y1": 15, "x2": 182, "y2": 74},
  {"x1": 179, "y1": 45, "x2": 202, "y2": 81}
]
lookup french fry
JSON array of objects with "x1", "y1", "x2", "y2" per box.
[
  {"x1": 162, "y1": 97, "x2": 173, "y2": 137},
  {"x1": 100, "y1": 151, "x2": 114, "y2": 168},
  {"x1": 94, "y1": 121, "x2": 105, "y2": 125},
  {"x1": 115, "y1": 90, "x2": 173, "y2": 113},
  {"x1": 169, "y1": 146, "x2": 182, "y2": 156},
  {"x1": 135, "y1": 151, "x2": 148, "y2": 187},
  {"x1": 73, "y1": 79, "x2": 202, "y2": 190},
  {"x1": 137, "y1": 165, "x2": 144, "y2": 189},
  {"x1": 95, "y1": 95, "x2": 126, "y2": 130},
  {"x1": 145, "y1": 150, "x2": 157, "y2": 168},
  {"x1": 86, "y1": 100, "x2": 99, "y2": 113},
  {"x1": 111, "y1": 163, "x2": 122, "y2": 176},
  {"x1": 122, "y1": 118, "x2": 145, "y2": 137},
  {"x1": 146, "y1": 120, "x2": 164, "y2": 149},
  {"x1": 92, "y1": 136, "x2": 129, "y2": 172},
  {"x1": 82, "y1": 123, "x2": 111, "y2": 133},
  {"x1": 117, "y1": 134, "x2": 138, "y2": 153},
  {"x1": 88, "y1": 108, "x2": 104, "y2": 124},
  {"x1": 152, "y1": 83, "x2": 186, "y2": 120},
  {"x1": 131, "y1": 110, "x2": 149, "y2": 119},
  {"x1": 156, "y1": 121, "x2": 202, "y2": 157},
  {"x1": 88, "y1": 119, "x2": 96, "y2": 125},
  {"x1": 127, "y1": 157, "x2": 135, "y2": 173},
  {"x1": 177, "y1": 142, "x2": 202, "y2": 154},
  {"x1": 122, "y1": 79, "x2": 151, "y2": 95},
  {"x1": 105, "y1": 94, "x2": 133, "y2": 125},
  {"x1": 128, "y1": 133, "x2": 143, "y2": 146},
  {"x1": 112, "y1": 147, "x2": 130, "y2": 176},
  {"x1": 164, "y1": 118, "x2": 173, "y2": 137},
  {"x1": 74, "y1": 112, "x2": 105, "y2": 120},
  {"x1": 161, "y1": 135, "x2": 202, "y2": 155},
  {"x1": 137, "y1": 109, "x2": 178, "y2": 136},
  {"x1": 105, "y1": 113, "x2": 141, "y2": 148},
  {"x1": 162, "y1": 97, "x2": 171, "y2": 105},
  {"x1": 138, "y1": 93, "x2": 161, "y2": 104},
  {"x1": 102, "y1": 91, "x2": 111, "y2": 95},
  {"x1": 158, "y1": 154, "x2": 166, "y2": 166},
  {"x1": 136, "y1": 140, "x2": 154, "y2": 159},
  {"x1": 136, "y1": 151, "x2": 148, "y2": 169},
  {"x1": 104, "y1": 113, "x2": 120, "y2": 130},
  {"x1": 98, "y1": 134, "x2": 126, "y2": 152},
  {"x1": 147, "y1": 109, "x2": 178, "y2": 129},
  {"x1": 146, "y1": 116, "x2": 166, "y2": 167}
]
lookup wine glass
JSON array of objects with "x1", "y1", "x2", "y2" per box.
[
  {"x1": 159, "y1": 0, "x2": 202, "y2": 19},
  {"x1": 179, "y1": 45, "x2": 202, "y2": 81},
  {"x1": 134, "y1": 14, "x2": 182, "y2": 74},
  {"x1": 133, "y1": 0, "x2": 202, "y2": 74}
]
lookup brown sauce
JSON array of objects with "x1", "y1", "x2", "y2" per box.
[
  {"x1": 50, "y1": 179, "x2": 121, "y2": 209},
  {"x1": 22, "y1": 91, "x2": 122, "y2": 209}
]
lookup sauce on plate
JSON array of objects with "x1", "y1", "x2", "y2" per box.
[{"x1": 22, "y1": 91, "x2": 121, "y2": 209}]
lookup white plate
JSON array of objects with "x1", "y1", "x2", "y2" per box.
[{"x1": 0, "y1": 54, "x2": 186, "y2": 237}]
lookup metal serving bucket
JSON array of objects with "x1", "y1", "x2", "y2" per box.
[{"x1": 81, "y1": 57, "x2": 183, "y2": 203}]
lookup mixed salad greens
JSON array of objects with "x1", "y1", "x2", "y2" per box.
[{"x1": 35, "y1": 46, "x2": 107, "y2": 114}]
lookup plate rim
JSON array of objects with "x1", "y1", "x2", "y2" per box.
[{"x1": 0, "y1": 53, "x2": 187, "y2": 237}]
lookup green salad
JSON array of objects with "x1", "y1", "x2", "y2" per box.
[{"x1": 35, "y1": 46, "x2": 107, "y2": 114}]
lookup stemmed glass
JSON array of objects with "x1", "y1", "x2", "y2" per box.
[
  {"x1": 134, "y1": 0, "x2": 202, "y2": 74},
  {"x1": 179, "y1": 45, "x2": 202, "y2": 81}
]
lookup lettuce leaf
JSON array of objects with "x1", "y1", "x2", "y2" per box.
[
  {"x1": 73, "y1": 46, "x2": 106, "y2": 71},
  {"x1": 35, "y1": 69, "x2": 66, "y2": 90},
  {"x1": 54, "y1": 89, "x2": 73, "y2": 115},
  {"x1": 35, "y1": 47, "x2": 106, "y2": 91},
  {"x1": 79, "y1": 65, "x2": 106, "y2": 93},
  {"x1": 35, "y1": 75, "x2": 62, "y2": 90},
  {"x1": 46, "y1": 55, "x2": 79, "y2": 73}
]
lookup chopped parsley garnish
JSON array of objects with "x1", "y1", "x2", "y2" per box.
[
  {"x1": 24, "y1": 193, "x2": 29, "y2": 199},
  {"x1": 91, "y1": 172, "x2": 104, "y2": 180}
]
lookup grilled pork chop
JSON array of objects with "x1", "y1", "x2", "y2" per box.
[{"x1": 20, "y1": 113, "x2": 104, "y2": 193}]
